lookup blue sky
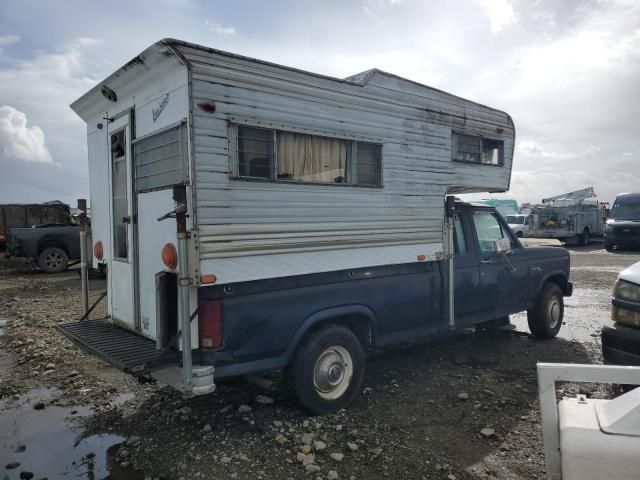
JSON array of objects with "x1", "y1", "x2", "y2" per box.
[{"x1": 0, "y1": 0, "x2": 638, "y2": 206}]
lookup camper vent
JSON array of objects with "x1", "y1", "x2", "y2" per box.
[{"x1": 133, "y1": 120, "x2": 189, "y2": 192}]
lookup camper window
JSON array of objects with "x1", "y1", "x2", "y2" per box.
[
  {"x1": 355, "y1": 141, "x2": 382, "y2": 186},
  {"x1": 237, "y1": 126, "x2": 275, "y2": 179},
  {"x1": 452, "y1": 133, "x2": 503, "y2": 166},
  {"x1": 111, "y1": 130, "x2": 128, "y2": 260},
  {"x1": 276, "y1": 131, "x2": 348, "y2": 183},
  {"x1": 234, "y1": 124, "x2": 382, "y2": 186}
]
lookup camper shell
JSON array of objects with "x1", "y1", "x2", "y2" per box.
[{"x1": 61, "y1": 38, "x2": 538, "y2": 410}]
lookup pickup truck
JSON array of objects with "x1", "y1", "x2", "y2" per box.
[
  {"x1": 198, "y1": 202, "x2": 573, "y2": 412},
  {"x1": 602, "y1": 260, "x2": 640, "y2": 365},
  {"x1": 6, "y1": 225, "x2": 81, "y2": 273},
  {"x1": 59, "y1": 202, "x2": 573, "y2": 413}
]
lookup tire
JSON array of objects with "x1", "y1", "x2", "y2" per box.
[
  {"x1": 581, "y1": 228, "x2": 590, "y2": 246},
  {"x1": 290, "y1": 324, "x2": 365, "y2": 414},
  {"x1": 516, "y1": 231, "x2": 523, "y2": 238},
  {"x1": 38, "y1": 246, "x2": 69, "y2": 273},
  {"x1": 605, "y1": 244, "x2": 614, "y2": 252},
  {"x1": 527, "y1": 283, "x2": 564, "y2": 339}
]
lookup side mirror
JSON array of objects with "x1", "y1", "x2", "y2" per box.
[{"x1": 494, "y1": 237, "x2": 512, "y2": 254}]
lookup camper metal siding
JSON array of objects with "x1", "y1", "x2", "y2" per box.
[
  {"x1": 173, "y1": 43, "x2": 514, "y2": 272},
  {"x1": 70, "y1": 39, "x2": 515, "y2": 286}
]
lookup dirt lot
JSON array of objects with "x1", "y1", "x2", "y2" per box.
[{"x1": 1, "y1": 245, "x2": 639, "y2": 480}]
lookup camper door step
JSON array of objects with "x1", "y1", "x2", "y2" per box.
[{"x1": 57, "y1": 319, "x2": 178, "y2": 374}]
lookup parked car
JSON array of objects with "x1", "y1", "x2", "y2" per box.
[
  {"x1": 605, "y1": 192, "x2": 640, "y2": 251},
  {"x1": 602, "y1": 261, "x2": 640, "y2": 365},
  {"x1": 6, "y1": 225, "x2": 82, "y2": 273},
  {"x1": 505, "y1": 214, "x2": 530, "y2": 237}
]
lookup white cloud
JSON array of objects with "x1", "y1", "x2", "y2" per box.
[
  {"x1": 204, "y1": 21, "x2": 236, "y2": 35},
  {"x1": 0, "y1": 105, "x2": 52, "y2": 163},
  {"x1": 0, "y1": 35, "x2": 20, "y2": 46},
  {"x1": 516, "y1": 140, "x2": 600, "y2": 160},
  {"x1": 622, "y1": 152, "x2": 633, "y2": 156},
  {"x1": 477, "y1": 0, "x2": 516, "y2": 33}
]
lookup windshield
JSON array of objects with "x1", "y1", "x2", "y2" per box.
[
  {"x1": 505, "y1": 215, "x2": 524, "y2": 224},
  {"x1": 610, "y1": 202, "x2": 640, "y2": 221}
]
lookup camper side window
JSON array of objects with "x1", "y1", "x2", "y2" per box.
[
  {"x1": 237, "y1": 126, "x2": 275, "y2": 179},
  {"x1": 452, "y1": 133, "x2": 503, "y2": 166},
  {"x1": 234, "y1": 125, "x2": 382, "y2": 186},
  {"x1": 355, "y1": 141, "x2": 382, "y2": 186},
  {"x1": 111, "y1": 130, "x2": 128, "y2": 260}
]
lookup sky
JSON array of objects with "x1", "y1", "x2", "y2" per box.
[{"x1": 0, "y1": 0, "x2": 638, "y2": 207}]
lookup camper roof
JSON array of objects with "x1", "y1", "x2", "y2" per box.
[{"x1": 71, "y1": 38, "x2": 514, "y2": 129}]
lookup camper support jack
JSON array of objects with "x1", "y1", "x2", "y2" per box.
[{"x1": 175, "y1": 188, "x2": 193, "y2": 394}]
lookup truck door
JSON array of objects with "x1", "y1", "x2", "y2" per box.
[
  {"x1": 470, "y1": 209, "x2": 530, "y2": 319},
  {"x1": 107, "y1": 112, "x2": 138, "y2": 330},
  {"x1": 452, "y1": 211, "x2": 482, "y2": 327}
]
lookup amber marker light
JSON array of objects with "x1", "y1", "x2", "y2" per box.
[{"x1": 161, "y1": 243, "x2": 178, "y2": 270}]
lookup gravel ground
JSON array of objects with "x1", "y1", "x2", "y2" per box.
[{"x1": 1, "y1": 244, "x2": 639, "y2": 480}]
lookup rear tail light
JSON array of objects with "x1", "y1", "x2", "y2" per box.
[{"x1": 199, "y1": 299, "x2": 223, "y2": 348}]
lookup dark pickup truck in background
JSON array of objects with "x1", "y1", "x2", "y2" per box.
[
  {"x1": 0, "y1": 202, "x2": 71, "y2": 249},
  {"x1": 6, "y1": 225, "x2": 83, "y2": 273}
]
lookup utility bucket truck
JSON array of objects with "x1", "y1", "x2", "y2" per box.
[
  {"x1": 527, "y1": 187, "x2": 606, "y2": 245},
  {"x1": 58, "y1": 39, "x2": 572, "y2": 413}
]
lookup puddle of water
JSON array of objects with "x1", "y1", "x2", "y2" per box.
[{"x1": 0, "y1": 388, "x2": 145, "y2": 480}]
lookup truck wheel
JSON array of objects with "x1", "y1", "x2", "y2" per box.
[
  {"x1": 290, "y1": 325, "x2": 365, "y2": 414},
  {"x1": 516, "y1": 231, "x2": 523, "y2": 238},
  {"x1": 527, "y1": 283, "x2": 563, "y2": 339},
  {"x1": 605, "y1": 244, "x2": 614, "y2": 252},
  {"x1": 581, "y1": 228, "x2": 590, "y2": 246},
  {"x1": 38, "y1": 247, "x2": 68, "y2": 273}
]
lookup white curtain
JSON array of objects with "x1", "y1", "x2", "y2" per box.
[{"x1": 277, "y1": 132, "x2": 347, "y2": 183}]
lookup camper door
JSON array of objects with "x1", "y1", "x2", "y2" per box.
[{"x1": 108, "y1": 113, "x2": 138, "y2": 330}]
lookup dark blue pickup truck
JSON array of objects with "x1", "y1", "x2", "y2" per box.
[
  {"x1": 195, "y1": 202, "x2": 573, "y2": 412},
  {"x1": 60, "y1": 202, "x2": 572, "y2": 414}
]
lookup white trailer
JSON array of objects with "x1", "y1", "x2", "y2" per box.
[{"x1": 62, "y1": 38, "x2": 516, "y2": 403}]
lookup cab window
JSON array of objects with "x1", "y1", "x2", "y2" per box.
[
  {"x1": 453, "y1": 214, "x2": 467, "y2": 254},
  {"x1": 472, "y1": 210, "x2": 517, "y2": 253}
]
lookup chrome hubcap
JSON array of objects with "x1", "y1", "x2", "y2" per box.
[
  {"x1": 313, "y1": 346, "x2": 353, "y2": 400},
  {"x1": 548, "y1": 297, "x2": 561, "y2": 328}
]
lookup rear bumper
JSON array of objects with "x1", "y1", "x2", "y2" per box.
[{"x1": 602, "y1": 323, "x2": 640, "y2": 366}]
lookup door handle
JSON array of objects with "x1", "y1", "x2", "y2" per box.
[
  {"x1": 122, "y1": 216, "x2": 132, "y2": 224},
  {"x1": 480, "y1": 259, "x2": 493, "y2": 264}
]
